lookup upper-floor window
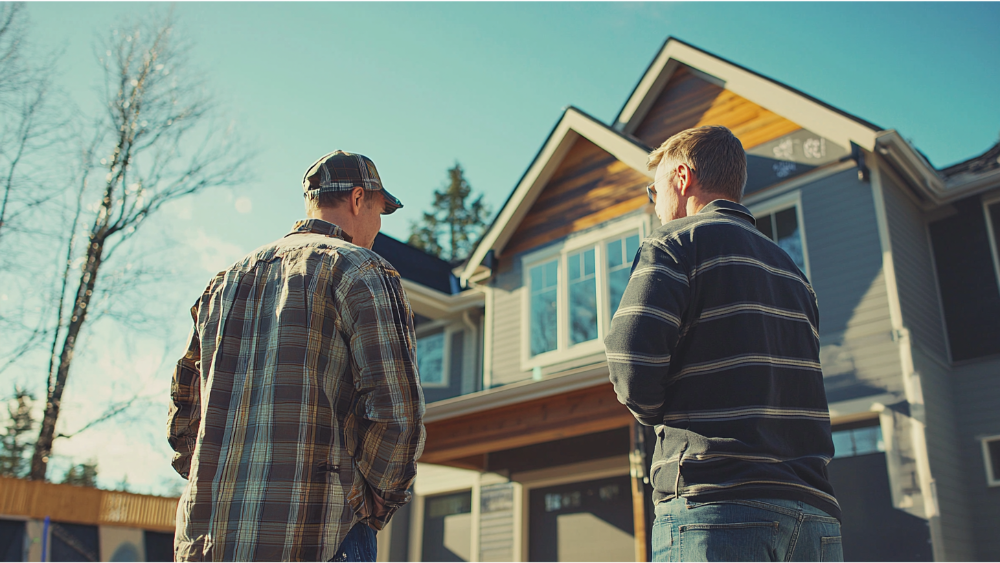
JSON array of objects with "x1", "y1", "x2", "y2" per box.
[
  {"x1": 522, "y1": 216, "x2": 648, "y2": 370},
  {"x1": 749, "y1": 191, "x2": 810, "y2": 278},
  {"x1": 416, "y1": 330, "x2": 447, "y2": 387}
]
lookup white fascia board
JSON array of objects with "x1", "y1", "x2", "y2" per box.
[
  {"x1": 616, "y1": 40, "x2": 880, "y2": 152},
  {"x1": 459, "y1": 109, "x2": 652, "y2": 285},
  {"x1": 423, "y1": 361, "x2": 611, "y2": 423},
  {"x1": 402, "y1": 279, "x2": 484, "y2": 318}
]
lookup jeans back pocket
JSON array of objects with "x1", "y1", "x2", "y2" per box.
[{"x1": 679, "y1": 521, "x2": 779, "y2": 562}]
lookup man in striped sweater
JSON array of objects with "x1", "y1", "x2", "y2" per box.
[{"x1": 605, "y1": 126, "x2": 842, "y2": 562}]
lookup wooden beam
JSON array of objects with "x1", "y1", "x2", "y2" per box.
[
  {"x1": 630, "y1": 422, "x2": 649, "y2": 562},
  {"x1": 421, "y1": 383, "x2": 633, "y2": 464},
  {"x1": 435, "y1": 454, "x2": 488, "y2": 472}
]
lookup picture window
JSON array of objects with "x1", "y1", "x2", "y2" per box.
[{"x1": 523, "y1": 220, "x2": 646, "y2": 369}]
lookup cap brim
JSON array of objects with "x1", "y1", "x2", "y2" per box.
[{"x1": 380, "y1": 188, "x2": 403, "y2": 215}]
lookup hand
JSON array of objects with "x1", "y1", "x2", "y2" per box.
[{"x1": 357, "y1": 485, "x2": 394, "y2": 531}]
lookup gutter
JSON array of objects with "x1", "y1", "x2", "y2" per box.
[
  {"x1": 402, "y1": 279, "x2": 484, "y2": 317},
  {"x1": 875, "y1": 130, "x2": 1000, "y2": 205},
  {"x1": 423, "y1": 361, "x2": 611, "y2": 423}
]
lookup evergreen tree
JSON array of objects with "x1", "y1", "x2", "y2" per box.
[
  {"x1": 0, "y1": 388, "x2": 35, "y2": 478},
  {"x1": 62, "y1": 462, "x2": 98, "y2": 488},
  {"x1": 408, "y1": 163, "x2": 491, "y2": 263}
]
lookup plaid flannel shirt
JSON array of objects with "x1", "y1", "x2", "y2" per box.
[{"x1": 168, "y1": 219, "x2": 425, "y2": 562}]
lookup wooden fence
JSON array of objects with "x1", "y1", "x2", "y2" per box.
[{"x1": 0, "y1": 476, "x2": 178, "y2": 532}]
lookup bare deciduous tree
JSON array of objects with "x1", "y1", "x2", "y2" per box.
[
  {"x1": 0, "y1": 2, "x2": 64, "y2": 244},
  {"x1": 0, "y1": 3, "x2": 67, "y2": 376},
  {"x1": 29, "y1": 10, "x2": 252, "y2": 481}
]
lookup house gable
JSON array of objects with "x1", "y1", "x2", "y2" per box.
[
  {"x1": 615, "y1": 38, "x2": 881, "y2": 152},
  {"x1": 631, "y1": 65, "x2": 803, "y2": 152},
  {"x1": 503, "y1": 136, "x2": 651, "y2": 257}
]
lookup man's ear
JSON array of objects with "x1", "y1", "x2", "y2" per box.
[
  {"x1": 676, "y1": 163, "x2": 694, "y2": 195},
  {"x1": 351, "y1": 186, "x2": 365, "y2": 216}
]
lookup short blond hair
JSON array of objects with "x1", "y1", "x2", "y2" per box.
[{"x1": 647, "y1": 125, "x2": 747, "y2": 202}]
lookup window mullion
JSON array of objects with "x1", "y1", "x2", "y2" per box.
[
  {"x1": 596, "y1": 242, "x2": 607, "y2": 340},
  {"x1": 558, "y1": 252, "x2": 569, "y2": 352}
]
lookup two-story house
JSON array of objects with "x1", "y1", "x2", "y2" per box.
[{"x1": 372, "y1": 38, "x2": 1000, "y2": 562}]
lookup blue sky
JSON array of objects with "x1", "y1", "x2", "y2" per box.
[{"x1": 12, "y1": 2, "x2": 1000, "y2": 494}]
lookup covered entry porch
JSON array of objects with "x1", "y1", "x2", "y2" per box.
[{"x1": 400, "y1": 373, "x2": 654, "y2": 562}]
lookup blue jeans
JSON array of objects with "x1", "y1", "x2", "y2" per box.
[
  {"x1": 652, "y1": 498, "x2": 843, "y2": 562},
  {"x1": 330, "y1": 523, "x2": 378, "y2": 562}
]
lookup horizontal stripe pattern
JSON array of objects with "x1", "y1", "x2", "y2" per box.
[
  {"x1": 671, "y1": 354, "x2": 822, "y2": 382},
  {"x1": 685, "y1": 302, "x2": 819, "y2": 340},
  {"x1": 612, "y1": 304, "x2": 682, "y2": 327},
  {"x1": 661, "y1": 406, "x2": 832, "y2": 423},
  {"x1": 606, "y1": 351, "x2": 673, "y2": 366},
  {"x1": 605, "y1": 200, "x2": 839, "y2": 520}
]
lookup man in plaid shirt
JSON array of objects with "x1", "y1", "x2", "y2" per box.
[{"x1": 168, "y1": 151, "x2": 425, "y2": 562}]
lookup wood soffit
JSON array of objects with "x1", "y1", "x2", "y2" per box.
[{"x1": 420, "y1": 382, "x2": 633, "y2": 464}]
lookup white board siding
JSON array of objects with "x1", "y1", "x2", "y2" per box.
[
  {"x1": 952, "y1": 356, "x2": 1000, "y2": 560},
  {"x1": 489, "y1": 269, "x2": 532, "y2": 387},
  {"x1": 479, "y1": 482, "x2": 516, "y2": 563}
]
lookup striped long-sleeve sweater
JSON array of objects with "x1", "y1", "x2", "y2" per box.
[{"x1": 605, "y1": 200, "x2": 839, "y2": 519}]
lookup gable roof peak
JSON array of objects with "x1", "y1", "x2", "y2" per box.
[{"x1": 615, "y1": 37, "x2": 882, "y2": 152}]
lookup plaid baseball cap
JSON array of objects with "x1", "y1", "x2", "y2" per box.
[{"x1": 302, "y1": 151, "x2": 403, "y2": 214}]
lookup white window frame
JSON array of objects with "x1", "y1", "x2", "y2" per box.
[
  {"x1": 520, "y1": 215, "x2": 650, "y2": 372},
  {"x1": 982, "y1": 434, "x2": 1000, "y2": 487},
  {"x1": 982, "y1": 194, "x2": 1000, "y2": 300},
  {"x1": 747, "y1": 189, "x2": 812, "y2": 279},
  {"x1": 415, "y1": 321, "x2": 455, "y2": 388}
]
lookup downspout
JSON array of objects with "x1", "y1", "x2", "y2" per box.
[{"x1": 461, "y1": 310, "x2": 479, "y2": 394}]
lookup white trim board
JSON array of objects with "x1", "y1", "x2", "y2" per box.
[
  {"x1": 460, "y1": 107, "x2": 653, "y2": 285},
  {"x1": 981, "y1": 434, "x2": 1000, "y2": 488},
  {"x1": 981, "y1": 194, "x2": 1000, "y2": 304}
]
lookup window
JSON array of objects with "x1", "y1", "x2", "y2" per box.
[
  {"x1": 522, "y1": 217, "x2": 648, "y2": 369},
  {"x1": 568, "y1": 248, "x2": 598, "y2": 345},
  {"x1": 422, "y1": 490, "x2": 473, "y2": 562},
  {"x1": 832, "y1": 425, "x2": 885, "y2": 458},
  {"x1": 529, "y1": 259, "x2": 559, "y2": 356},
  {"x1": 982, "y1": 435, "x2": 1000, "y2": 487},
  {"x1": 749, "y1": 191, "x2": 810, "y2": 277},
  {"x1": 607, "y1": 234, "x2": 642, "y2": 317},
  {"x1": 417, "y1": 331, "x2": 447, "y2": 387}
]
